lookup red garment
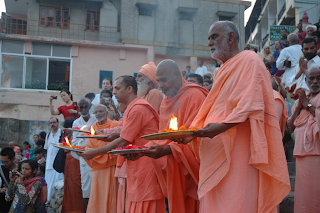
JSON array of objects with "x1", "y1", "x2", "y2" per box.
[
  {"x1": 58, "y1": 102, "x2": 80, "y2": 119},
  {"x1": 296, "y1": 31, "x2": 307, "y2": 44},
  {"x1": 61, "y1": 153, "x2": 83, "y2": 213},
  {"x1": 318, "y1": 44, "x2": 320, "y2": 57},
  {"x1": 24, "y1": 177, "x2": 43, "y2": 201}
]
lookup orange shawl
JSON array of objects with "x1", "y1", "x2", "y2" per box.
[
  {"x1": 191, "y1": 50, "x2": 290, "y2": 212},
  {"x1": 273, "y1": 90, "x2": 288, "y2": 136},
  {"x1": 293, "y1": 92, "x2": 320, "y2": 153},
  {"x1": 85, "y1": 118, "x2": 119, "y2": 171}
]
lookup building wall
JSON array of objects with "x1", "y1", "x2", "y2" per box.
[
  {"x1": 121, "y1": 0, "x2": 247, "y2": 56},
  {"x1": 0, "y1": 37, "x2": 152, "y2": 122}
]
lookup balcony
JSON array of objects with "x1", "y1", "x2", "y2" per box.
[
  {"x1": 277, "y1": 3, "x2": 286, "y2": 22},
  {"x1": 0, "y1": 16, "x2": 122, "y2": 43}
]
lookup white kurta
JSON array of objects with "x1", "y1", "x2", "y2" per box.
[
  {"x1": 44, "y1": 129, "x2": 64, "y2": 203},
  {"x1": 71, "y1": 114, "x2": 97, "y2": 198},
  {"x1": 276, "y1": 44, "x2": 302, "y2": 87},
  {"x1": 195, "y1": 66, "x2": 207, "y2": 77}
]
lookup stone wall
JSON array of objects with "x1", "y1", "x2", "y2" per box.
[{"x1": 0, "y1": 118, "x2": 62, "y2": 149}]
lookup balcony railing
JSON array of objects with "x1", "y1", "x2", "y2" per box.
[
  {"x1": 262, "y1": 33, "x2": 269, "y2": 47},
  {"x1": 277, "y1": 3, "x2": 286, "y2": 22},
  {"x1": 0, "y1": 16, "x2": 122, "y2": 43}
]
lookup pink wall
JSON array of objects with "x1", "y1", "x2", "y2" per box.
[
  {"x1": 0, "y1": 43, "x2": 150, "y2": 121},
  {"x1": 71, "y1": 45, "x2": 148, "y2": 99},
  {"x1": 155, "y1": 54, "x2": 190, "y2": 72}
]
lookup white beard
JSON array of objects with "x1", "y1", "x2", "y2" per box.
[
  {"x1": 137, "y1": 78, "x2": 151, "y2": 98},
  {"x1": 211, "y1": 36, "x2": 231, "y2": 60}
]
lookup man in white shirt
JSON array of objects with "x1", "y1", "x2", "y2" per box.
[
  {"x1": 276, "y1": 33, "x2": 302, "y2": 87},
  {"x1": 289, "y1": 37, "x2": 320, "y2": 94},
  {"x1": 92, "y1": 77, "x2": 118, "y2": 107},
  {"x1": 195, "y1": 60, "x2": 207, "y2": 77},
  {"x1": 44, "y1": 117, "x2": 64, "y2": 203},
  {"x1": 71, "y1": 98, "x2": 97, "y2": 211}
]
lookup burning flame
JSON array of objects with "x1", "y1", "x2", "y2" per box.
[
  {"x1": 91, "y1": 126, "x2": 95, "y2": 135},
  {"x1": 80, "y1": 125, "x2": 88, "y2": 130},
  {"x1": 65, "y1": 137, "x2": 71, "y2": 147},
  {"x1": 169, "y1": 116, "x2": 178, "y2": 131}
]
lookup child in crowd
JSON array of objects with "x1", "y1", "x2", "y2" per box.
[
  {"x1": 34, "y1": 149, "x2": 45, "y2": 165},
  {"x1": 29, "y1": 134, "x2": 39, "y2": 160},
  {"x1": 16, "y1": 149, "x2": 27, "y2": 162},
  {"x1": 36, "y1": 165, "x2": 47, "y2": 205},
  {"x1": 23, "y1": 142, "x2": 31, "y2": 159},
  {"x1": 36, "y1": 139, "x2": 46, "y2": 157},
  {"x1": 6, "y1": 159, "x2": 46, "y2": 213}
]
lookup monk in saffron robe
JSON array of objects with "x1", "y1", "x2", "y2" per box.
[
  {"x1": 177, "y1": 21, "x2": 290, "y2": 213},
  {"x1": 61, "y1": 119, "x2": 83, "y2": 213},
  {"x1": 136, "y1": 62, "x2": 163, "y2": 113},
  {"x1": 80, "y1": 76, "x2": 165, "y2": 213},
  {"x1": 273, "y1": 90, "x2": 288, "y2": 136},
  {"x1": 79, "y1": 104, "x2": 119, "y2": 213},
  {"x1": 137, "y1": 59, "x2": 208, "y2": 213},
  {"x1": 288, "y1": 66, "x2": 320, "y2": 212}
]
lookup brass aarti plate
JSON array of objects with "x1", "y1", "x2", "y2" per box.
[{"x1": 141, "y1": 130, "x2": 195, "y2": 140}]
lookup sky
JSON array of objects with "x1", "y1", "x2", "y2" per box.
[
  {"x1": 244, "y1": 0, "x2": 257, "y2": 26},
  {"x1": 0, "y1": 0, "x2": 255, "y2": 26},
  {"x1": 0, "y1": 0, "x2": 4, "y2": 14}
]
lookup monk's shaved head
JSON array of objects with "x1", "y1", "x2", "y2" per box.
[
  {"x1": 94, "y1": 104, "x2": 108, "y2": 123},
  {"x1": 305, "y1": 66, "x2": 320, "y2": 96},
  {"x1": 156, "y1": 59, "x2": 183, "y2": 98}
]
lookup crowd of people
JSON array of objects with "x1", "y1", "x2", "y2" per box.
[{"x1": 1, "y1": 20, "x2": 320, "y2": 213}]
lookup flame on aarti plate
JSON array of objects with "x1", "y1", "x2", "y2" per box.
[
  {"x1": 169, "y1": 116, "x2": 178, "y2": 131},
  {"x1": 80, "y1": 125, "x2": 88, "y2": 130},
  {"x1": 65, "y1": 137, "x2": 71, "y2": 147},
  {"x1": 91, "y1": 126, "x2": 95, "y2": 135}
]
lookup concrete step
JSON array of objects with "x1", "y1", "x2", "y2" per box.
[
  {"x1": 280, "y1": 192, "x2": 294, "y2": 213},
  {"x1": 287, "y1": 162, "x2": 296, "y2": 176}
]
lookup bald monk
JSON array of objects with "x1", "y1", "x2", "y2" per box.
[
  {"x1": 177, "y1": 21, "x2": 290, "y2": 213},
  {"x1": 134, "y1": 59, "x2": 208, "y2": 213},
  {"x1": 288, "y1": 66, "x2": 320, "y2": 212},
  {"x1": 80, "y1": 76, "x2": 165, "y2": 213},
  {"x1": 78, "y1": 104, "x2": 119, "y2": 213},
  {"x1": 136, "y1": 62, "x2": 163, "y2": 113}
]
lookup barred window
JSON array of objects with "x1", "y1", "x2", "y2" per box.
[{"x1": 39, "y1": 6, "x2": 70, "y2": 29}]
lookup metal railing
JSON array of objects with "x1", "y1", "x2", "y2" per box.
[
  {"x1": 262, "y1": 33, "x2": 269, "y2": 47},
  {"x1": 0, "y1": 16, "x2": 122, "y2": 43},
  {"x1": 277, "y1": 3, "x2": 286, "y2": 22}
]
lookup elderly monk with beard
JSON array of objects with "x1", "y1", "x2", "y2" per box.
[
  {"x1": 288, "y1": 66, "x2": 320, "y2": 212},
  {"x1": 175, "y1": 21, "x2": 290, "y2": 213},
  {"x1": 129, "y1": 59, "x2": 208, "y2": 213},
  {"x1": 79, "y1": 76, "x2": 165, "y2": 213},
  {"x1": 136, "y1": 62, "x2": 163, "y2": 113},
  {"x1": 78, "y1": 104, "x2": 118, "y2": 213}
]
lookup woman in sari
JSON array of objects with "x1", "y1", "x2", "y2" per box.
[
  {"x1": 6, "y1": 159, "x2": 45, "y2": 213},
  {"x1": 272, "y1": 41, "x2": 285, "y2": 75}
]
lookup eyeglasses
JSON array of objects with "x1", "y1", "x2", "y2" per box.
[
  {"x1": 49, "y1": 121, "x2": 57, "y2": 124},
  {"x1": 1, "y1": 160, "x2": 11, "y2": 164}
]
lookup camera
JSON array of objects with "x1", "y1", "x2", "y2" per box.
[
  {"x1": 52, "y1": 96, "x2": 57, "y2": 99},
  {"x1": 12, "y1": 171, "x2": 17, "y2": 176}
]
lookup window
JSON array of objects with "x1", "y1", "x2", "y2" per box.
[
  {"x1": 138, "y1": 7, "x2": 152, "y2": 16},
  {"x1": 0, "y1": 41, "x2": 71, "y2": 91},
  {"x1": 179, "y1": 12, "x2": 193, "y2": 21},
  {"x1": 6, "y1": 18, "x2": 27, "y2": 35},
  {"x1": 219, "y1": 16, "x2": 232, "y2": 21},
  {"x1": 86, "y1": 11, "x2": 100, "y2": 31},
  {"x1": 39, "y1": 6, "x2": 70, "y2": 29},
  {"x1": 99, "y1": 71, "x2": 113, "y2": 89}
]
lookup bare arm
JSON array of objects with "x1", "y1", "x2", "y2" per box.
[
  {"x1": 78, "y1": 137, "x2": 129, "y2": 160},
  {"x1": 50, "y1": 96, "x2": 60, "y2": 115},
  {"x1": 294, "y1": 57, "x2": 307, "y2": 80}
]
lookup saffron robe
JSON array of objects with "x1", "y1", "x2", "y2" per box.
[
  {"x1": 119, "y1": 98, "x2": 165, "y2": 213},
  {"x1": 191, "y1": 50, "x2": 290, "y2": 213},
  {"x1": 85, "y1": 118, "x2": 119, "y2": 213},
  {"x1": 142, "y1": 89, "x2": 164, "y2": 114}
]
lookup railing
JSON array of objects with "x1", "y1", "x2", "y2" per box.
[
  {"x1": 0, "y1": 16, "x2": 122, "y2": 43},
  {"x1": 277, "y1": 3, "x2": 286, "y2": 22},
  {"x1": 262, "y1": 33, "x2": 269, "y2": 47}
]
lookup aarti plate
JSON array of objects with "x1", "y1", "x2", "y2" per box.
[
  {"x1": 76, "y1": 135, "x2": 108, "y2": 138},
  {"x1": 65, "y1": 128, "x2": 90, "y2": 133},
  {"x1": 51, "y1": 143, "x2": 85, "y2": 152},
  {"x1": 141, "y1": 130, "x2": 195, "y2": 140},
  {"x1": 108, "y1": 149, "x2": 149, "y2": 155}
]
